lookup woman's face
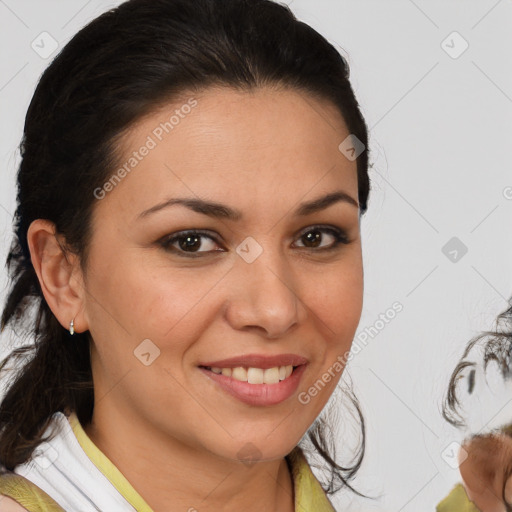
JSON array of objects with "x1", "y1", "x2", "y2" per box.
[{"x1": 81, "y1": 86, "x2": 364, "y2": 461}]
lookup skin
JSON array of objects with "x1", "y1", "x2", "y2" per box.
[
  {"x1": 0, "y1": 496, "x2": 29, "y2": 512},
  {"x1": 459, "y1": 434, "x2": 512, "y2": 511},
  {"x1": 27, "y1": 86, "x2": 363, "y2": 512}
]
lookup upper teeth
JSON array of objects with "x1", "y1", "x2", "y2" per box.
[{"x1": 209, "y1": 365, "x2": 293, "y2": 384}]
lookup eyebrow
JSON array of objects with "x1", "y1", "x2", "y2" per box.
[{"x1": 137, "y1": 190, "x2": 359, "y2": 221}]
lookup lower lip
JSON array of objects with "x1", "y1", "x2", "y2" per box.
[{"x1": 199, "y1": 365, "x2": 307, "y2": 406}]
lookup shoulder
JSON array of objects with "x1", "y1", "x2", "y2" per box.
[
  {"x1": 0, "y1": 496, "x2": 29, "y2": 512},
  {"x1": 286, "y1": 447, "x2": 336, "y2": 512},
  {"x1": 436, "y1": 483, "x2": 479, "y2": 512},
  {"x1": 0, "y1": 472, "x2": 65, "y2": 512}
]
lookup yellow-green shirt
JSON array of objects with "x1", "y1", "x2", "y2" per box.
[
  {"x1": 0, "y1": 411, "x2": 336, "y2": 512},
  {"x1": 436, "y1": 483, "x2": 479, "y2": 511}
]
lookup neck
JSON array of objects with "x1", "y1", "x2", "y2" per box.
[{"x1": 82, "y1": 403, "x2": 295, "y2": 512}]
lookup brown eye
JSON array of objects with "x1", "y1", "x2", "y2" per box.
[
  {"x1": 159, "y1": 225, "x2": 349, "y2": 259},
  {"x1": 300, "y1": 229, "x2": 323, "y2": 248},
  {"x1": 177, "y1": 234, "x2": 203, "y2": 251},
  {"x1": 160, "y1": 230, "x2": 223, "y2": 256},
  {"x1": 294, "y1": 226, "x2": 349, "y2": 250}
]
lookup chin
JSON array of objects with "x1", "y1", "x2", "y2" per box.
[{"x1": 217, "y1": 434, "x2": 302, "y2": 464}]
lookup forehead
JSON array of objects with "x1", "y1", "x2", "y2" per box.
[{"x1": 94, "y1": 86, "x2": 358, "y2": 222}]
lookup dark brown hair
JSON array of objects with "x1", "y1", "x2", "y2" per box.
[
  {"x1": 443, "y1": 299, "x2": 512, "y2": 428},
  {"x1": 0, "y1": 0, "x2": 370, "y2": 496}
]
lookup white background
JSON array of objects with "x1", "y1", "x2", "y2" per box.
[{"x1": 1, "y1": 1, "x2": 511, "y2": 510}]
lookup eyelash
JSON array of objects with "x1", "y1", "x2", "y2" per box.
[{"x1": 158, "y1": 225, "x2": 350, "y2": 258}]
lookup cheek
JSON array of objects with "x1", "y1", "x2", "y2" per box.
[
  {"x1": 95, "y1": 259, "x2": 231, "y2": 358},
  {"x1": 135, "y1": 268, "x2": 227, "y2": 340},
  {"x1": 308, "y1": 260, "x2": 364, "y2": 346},
  {"x1": 299, "y1": 258, "x2": 363, "y2": 409}
]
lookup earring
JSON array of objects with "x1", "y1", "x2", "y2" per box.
[{"x1": 69, "y1": 318, "x2": 75, "y2": 336}]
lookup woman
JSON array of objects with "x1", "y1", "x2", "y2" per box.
[
  {"x1": 438, "y1": 301, "x2": 512, "y2": 511},
  {"x1": 0, "y1": 0, "x2": 371, "y2": 510}
]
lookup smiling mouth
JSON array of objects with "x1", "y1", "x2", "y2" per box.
[{"x1": 200, "y1": 365, "x2": 297, "y2": 385}]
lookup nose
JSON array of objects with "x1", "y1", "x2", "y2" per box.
[{"x1": 223, "y1": 248, "x2": 305, "y2": 339}]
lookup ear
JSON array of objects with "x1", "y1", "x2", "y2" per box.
[{"x1": 27, "y1": 219, "x2": 88, "y2": 334}]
